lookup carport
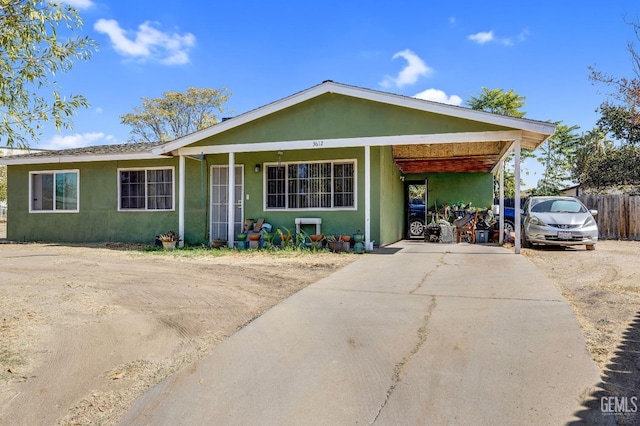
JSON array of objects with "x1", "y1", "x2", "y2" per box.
[{"x1": 390, "y1": 125, "x2": 555, "y2": 253}]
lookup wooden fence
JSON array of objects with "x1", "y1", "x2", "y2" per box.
[{"x1": 577, "y1": 195, "x2": 640, "y2": 240}]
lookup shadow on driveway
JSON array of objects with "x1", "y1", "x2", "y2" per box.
[{"x1": 571, "y1": 310, "x2": 640, "y2": 425}]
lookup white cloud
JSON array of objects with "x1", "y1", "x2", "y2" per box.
[
  {"x1": 468, "y1": 29, "x2": 528, "y2": 46},
  {"x1": 45, "y1": 132, "x2": 117, "y2": 150},
  {"x1": 63, "y1": 0, "x2": 94, "y2": 9},
  {"x1": 448, "y1": 17, "x2": 456, "y2": 25},
  {"x1": 380, "y1": 49, "x2": 432, "y2": 88},
  {"x1": 518, "y1": 29, "x2": 530, "y2": 42},
  {"x1": 414, "y1": 88, "x2": 463, "y2": 106},
  {"x1": 468, "y1": 31, "x2": 494, "y2": 44},
  {"x1": 94, "y1": 19, "x2": 196, "y2": 65}
]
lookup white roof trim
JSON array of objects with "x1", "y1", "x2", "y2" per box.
[
  {"x1": 178, "y1": 130, "x2": 524, "y2": 156},
  {"x1": 0, "y1": 152, "x2": 164, "y2": 165},
  {"x1": 154, "y1": 81, "x2": 556, "y2": 156}
]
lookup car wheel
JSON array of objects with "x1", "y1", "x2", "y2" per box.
[
  {"x1": 409, "y1": 220, "x2": 425, "y2": 237},
  {"x1": 521, "y1": 232, "x2": 531, "y2": 249},
  {"x1": 504, "y1": 220, "x2": 515, "y2": 233},
  {"x1": 492, "y1": 219, "x2": 515, "y2": 233},
  {"x1": 586, "y1": 244, "x2": 596, "y2": 251}
]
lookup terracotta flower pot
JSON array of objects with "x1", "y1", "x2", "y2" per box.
[
  {"x1": 310, "y1": 234, "x2": 324, "y2": 242},
  {"x1": 248, "y1": 233, "x2": 261, "y2": 241},
  {"x1": 162, "y1": 240, "x2": 177, "y2": 251}
]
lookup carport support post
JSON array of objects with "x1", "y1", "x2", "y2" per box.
[
  {"x1": 364, "y1": 145, "x2": 372, "y2": 251},
  {"x1": 179, "y1": 154, "x2": 186, "y2": 248},
  {"x1": 514, "y1": 139, "x2": 522, "y2": 254},
  {"x1": 228, "y1": 152, "x2": 235, "y2": 248},
  {"x1": 499, "y1": 161, "x2": 505, "y2": 245}
]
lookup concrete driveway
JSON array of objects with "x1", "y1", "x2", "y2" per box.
[{"x1": 120, "y1": 241, "x2": 606, "y2": 425}]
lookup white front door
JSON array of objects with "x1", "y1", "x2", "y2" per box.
[{"x1": 210, "y1": 165, "x2": 244, "y2": 242}]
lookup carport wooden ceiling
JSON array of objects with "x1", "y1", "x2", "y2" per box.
[{"x1": 393, "y1": 140, "x2": 511, "y2": 173}]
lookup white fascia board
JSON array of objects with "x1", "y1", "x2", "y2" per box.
[
  {"x1": 154, "y1": 81, "x2": 556, "y2": 156},
  {"x1": 0, "y1": 152, "x2": 165, "y2": 165},
  {"x1": 178, "y1": 130, "x2": 525, "y2": 156}
]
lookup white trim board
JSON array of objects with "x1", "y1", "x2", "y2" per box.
[
  {"x1": 178, "y1": 130, "x2": 526, "y2": 157},
  {"x1": 0, "y1": 152, "x2": 164, "y2": 166}
]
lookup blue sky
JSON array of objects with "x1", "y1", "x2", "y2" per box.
[{"x1": 39, "y1": 0, "x2": 639, "y2": 187}]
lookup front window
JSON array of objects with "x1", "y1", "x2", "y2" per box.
[
  {"x1": 265, "y1": 160, "x2": 356, "y2": 210},
  {"x1": 30, "y1": 170, "x2": 79, "y2": 212},
  {"x1": 119, "y1": 167, "x2": 174, "y2": 210}
]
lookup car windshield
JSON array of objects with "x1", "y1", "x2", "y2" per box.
[{"x1": 530, "y1": 199, "x2": 587, "y2": 213}]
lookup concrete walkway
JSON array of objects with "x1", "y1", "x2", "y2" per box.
[{"x1": 120, "y1": 241, "x2": 606, "y2": 425}]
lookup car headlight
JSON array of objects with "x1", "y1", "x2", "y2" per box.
[
  {"x1": 583, "y1": 216, "x2": 596, "y2": 227},
  {"x1": 530, "y1": 216, "x2": 546, "y2": 226}
]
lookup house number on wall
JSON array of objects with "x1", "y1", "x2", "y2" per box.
[{"x1": 312, "y1": 140, "x2": 324, "y2": 147}]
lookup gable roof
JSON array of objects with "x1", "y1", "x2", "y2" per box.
[
  {"x1": 154, "y1": 80, "x2": 555, "y2": 156},
  {"x1": 0, "y1": 81, "x2": 556, "y2": 167}
]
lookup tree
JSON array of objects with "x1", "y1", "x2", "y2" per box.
[
  {"x1": 0, "y1": 0, "x2": 96, "y2": 147},
  {"x1": 573, "y1": 128, "x2": 640, "y2": 191},
  {"x1": 531, "y1": 123, "x2": 580, "y2": 195},
  {"x1": 466, "y1": 87, "x2": 526, "y2": 118},
  {"x1": 590, "y1": 17, "x2": 640, "y2": 145},
  {"x1": 595, "y1": 102, "x2": 640, "y2": 145},
  {"x1": 121, "y1": 87, "x2": 232, "y2": 143},
  {"x1": 467, "y1": 87, "x2": 529, "y2": 197}
]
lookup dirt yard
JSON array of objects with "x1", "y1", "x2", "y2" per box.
[
  {"x1": 0, "y1": 242, "x2": 356, "y2": 425},
  {"x1": 523, "y1": 240, "x2": 640, "y2": 424}
]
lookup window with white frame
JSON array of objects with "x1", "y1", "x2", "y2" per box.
[
  {"x1": 265, "y1": 160, "x2": 356, "y2": 209},
  {"x1": 30, "y1": 170, "x2": 79, "y2": 212},
  {"x1": 119, "y1": 167, "x2": 174, "y2": 210}
]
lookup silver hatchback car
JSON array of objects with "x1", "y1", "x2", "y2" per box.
[{"x1": 521, "y1": 196, "x2": 599, "y2": 250}]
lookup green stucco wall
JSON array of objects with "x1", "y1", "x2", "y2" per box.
[
  {"x1": 378, "y1": 146, "x2": 405, "y2": 245},
  {"x1": 230, "y1": 147, "x2": 369, "y2": 243},
  {"x1": 405, "y1": 172, "x2": 494, "y2": 211},
  {"x1": 191, "y1": 93, "x2": 511, "y2": 147},
  {"x1": 7, "y1": 159, "x2": 179, "y2": 243}
]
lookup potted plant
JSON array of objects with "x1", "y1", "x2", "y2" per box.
[
  {"x1": 276, "y1": 227, "x2": 294, "y2": 248},
  {"x1": 237, "y1": 233, "x2": 247, "y2": 250},
  {"x1": 327, "y1": 234, "x2": 344, "y2": 252},
  {"x1": 247, "y1": 232, "x2": 261, "y2": 249},
  {"x1": 340, "y1": 234, "x2": 351, "y2": 251},
  {"x1": 353, "y1": 230, "x2": 365, "y2": 254},
  {"x1": 262, "y1": 231, "x2": 273, "y2": 249},
  {"x1": 158, "y1": 230, "x2": 181, "y2": 250},
  {"x1": 212, "y1": 237, "x2": 226, "y2": 248},
  {"x1": 310, "y1": 233, "x2": 325, "y2": 250}
]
